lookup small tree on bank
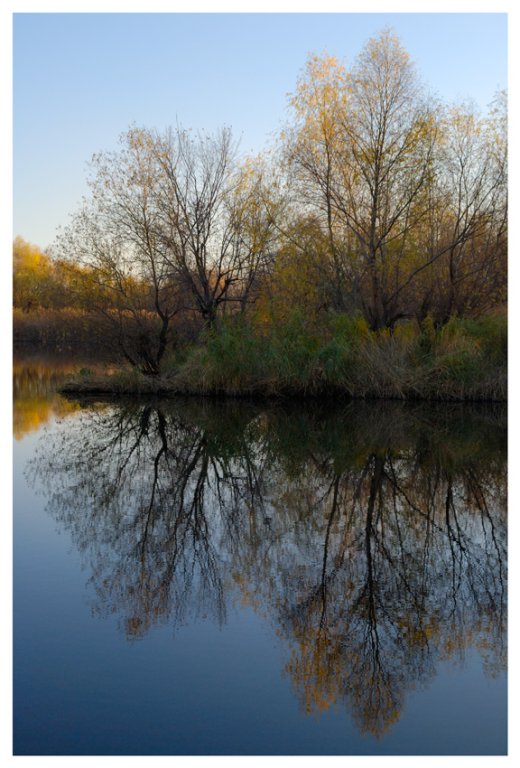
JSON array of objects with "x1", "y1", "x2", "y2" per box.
[
  {"x1": 56, "y1": 126, "x2": 278, "y2": 372},
  {"x1": 56, "y1": 128, "x2": 184, "y2": 373}
]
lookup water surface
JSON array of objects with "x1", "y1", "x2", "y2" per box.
[{"x1": 13, "y1": 362, "x2": 507, "y2": 755}]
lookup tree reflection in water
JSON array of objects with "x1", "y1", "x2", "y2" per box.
[{"x1": 29, "y1": 398, "x2": 506, "y2": 737}]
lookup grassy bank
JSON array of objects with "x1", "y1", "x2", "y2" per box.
[{"x1": 59, "y1": 313, "x2": 507, "y2": 401}]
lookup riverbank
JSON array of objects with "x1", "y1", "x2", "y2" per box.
[
  {"x1": 59, "y1": 375, "x2": 506, "y2": 401},
  {"x1": 59, "y1": 314, "x2": 507, "y2": 402}
]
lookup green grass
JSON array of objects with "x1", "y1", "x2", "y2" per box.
[{"x1": 169, "y1": 312, "x2": 506, "y2": 401}]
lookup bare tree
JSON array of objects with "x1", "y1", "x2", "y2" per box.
[
  {"x1": 55, "y1": 128, "x2": 184, "y2": 373},
  {"x1": 420, "y1": 96, "x2": 507, "y2": 323},
  {"x1": 56, "y1": 125, "x2": 279, "y2": 369},
  {"x1": 153, "y1": 127, "x2": 279, "y2": 327}
]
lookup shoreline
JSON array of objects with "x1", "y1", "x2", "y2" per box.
[{"x1": 59, "y1": 373, "x2": 507, "y2": 403}]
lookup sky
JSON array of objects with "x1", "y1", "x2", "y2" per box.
[{"x1": 12, "y1": 11, "x2": 508, "y2": 250}]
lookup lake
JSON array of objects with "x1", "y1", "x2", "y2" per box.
[{"x1": 13, "y1": 359, "x2": 507, "y2": 755}]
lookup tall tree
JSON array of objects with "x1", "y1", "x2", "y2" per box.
[
  {"x1": 340, "y1": 30, "x2": 438, "y2": 329},
  {"x1": 286, "y1": 34, "x2": 507, "y2": 330},
  {"x1": 285, "y1": 53, "x2": 350, "y2": 310},
  {"x1": 286, "y1": 31, "x2": 439, "y2": 329},
  {"x1": 153, "y1": 127, "x2": 278, "y2": 326}
]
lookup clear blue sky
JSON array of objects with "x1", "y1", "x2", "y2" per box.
[{"x1": 13, "y1": 12, "x2": 507, "y2": 250}]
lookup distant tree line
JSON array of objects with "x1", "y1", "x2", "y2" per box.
[
  {"x1": 13, "y1": 235, "x2": 87, "y2": 313},
  {"x1": 14, "y1": 30, "x2": 507, "y2": 374}
]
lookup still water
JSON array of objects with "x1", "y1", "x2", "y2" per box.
[{"x1": 13, "y1": 360, "x2": 507, "y2": 755}]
